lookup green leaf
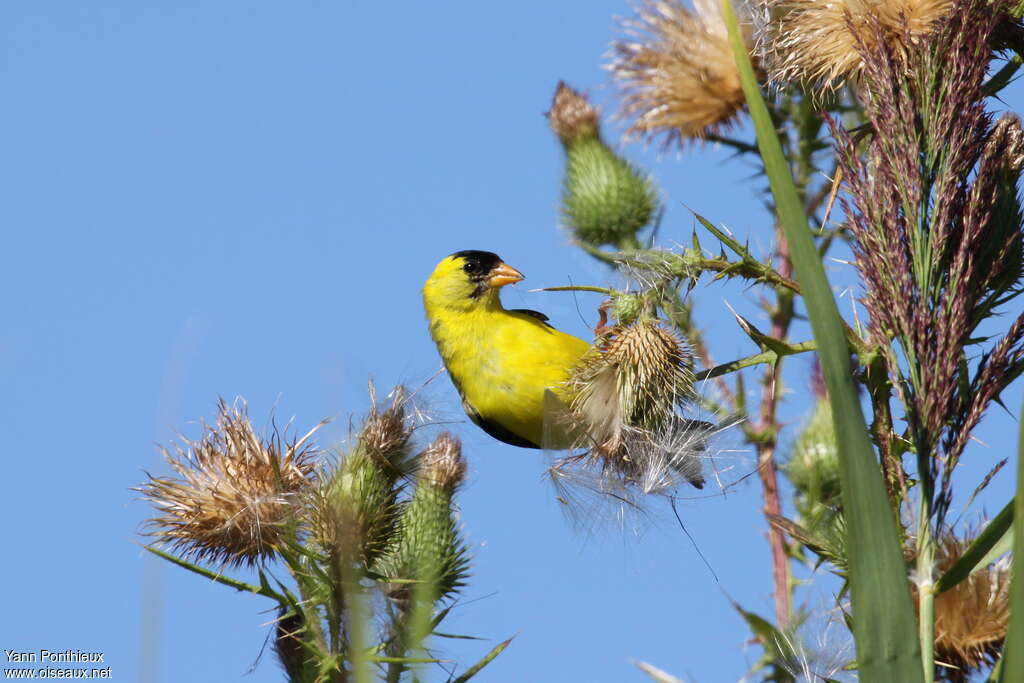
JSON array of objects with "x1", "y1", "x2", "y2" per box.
[
  {"x1": 735, "y1": 604, "x2": 799, "y2": 666},
  {"x1": 935, "y1": 499, "x2": 1014, "y2": 594},
  {"x1": 142, "y1": 546, "x2": 285, "y2": 602},
  {"x1": 719, "y1": 2, "x2": 923, "y2": 680},
  {"x1": 450, "y1": 636, "x2": 514, "y2": 682},
  {"x1": 692, "y1": 209, "x2": 749, "y2": 259},
  {"x1": 727, "y1": 307, "x2": 806, "y2": 356},
  {"x1": 997, "y1": 398, "x2": 1024, "y2": 682}
]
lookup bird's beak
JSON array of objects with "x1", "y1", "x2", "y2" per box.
[{"x1": 488, "y1": 262, "x2": 525, "y2": 288}]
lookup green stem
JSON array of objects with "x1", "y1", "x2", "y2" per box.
[
  {"x1": 982, "y1": 53, "x2": 1023, "y2": 96},
  {"x1": 916, "y1": 450, "x2": 937, "y2": 683},
  {"x1": 705, "y1": 133, "x2": 760, "y2": 154},
  {"x1": 535, "y1": 285, "x2": 614, "y2": 295},
  {"x1": 578, "y1": 241, "x2": 627, "y2": 265},
  {"x1": 693, "y1": 255, "x2": 802, "y2": 293},
  {"x1": 142, "y1": 546, "x2": 285, "y2": 601},
  {"x1": 697, "y1": 340, "x2": 817, "y2": 380}
]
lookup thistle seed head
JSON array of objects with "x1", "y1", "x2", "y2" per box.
[
  {"x1": 137, "y1": 399, "x2": 320, "y2": 567},
  {"x1": 915, "y1": 530, "x2": 1012, "y2": 678},
  {"x1": 609, "y1": 0, "x2": 753, "y2": 148},
  {"x1": 759, "y1": 0, "x2": 955, "y2": 90},
  {"x1": 570, "y1": 321, "x2": 696, "y2": 442},
  {"x1": 556, "y1": 320, "x2": 709, "y2": 507}
]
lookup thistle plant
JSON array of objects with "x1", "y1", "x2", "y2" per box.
[
  {"x1": 541, "y1": 0, "x2": 1024, "y2": 679},
  {"x1": 136, "y1": 388, "x2": 509, "y2": 682}
]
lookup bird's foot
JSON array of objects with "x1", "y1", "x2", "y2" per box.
[{"x1": 594, "y1": 299, "x2": 614, "y2": 337}]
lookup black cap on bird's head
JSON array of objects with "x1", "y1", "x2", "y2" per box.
[{"x1": 450, "y1": 250, "x2": 524, "y2": 294}]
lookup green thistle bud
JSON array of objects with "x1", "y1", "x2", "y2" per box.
[
  {"x1": 311, "y1": 388, "x2": 413, "y2": 565},
  {"x1": 783, "y1": 399, "x2": 846, "y2": 568},
  {"x1": 610, "y1": 292, "x2": 644, "y2": 325},
  {"x1": 313, "y1": 447, "x2": 399, "y2": 566},
  {"x1": 376, "y1": 433, "x2": 469, "y2": 607},
  {"x1": 548, "y1": 82, "x2": 658, "y2": 247},
  {"x1": 784, "y1": 400, "x2": 841, "y2": 512}
]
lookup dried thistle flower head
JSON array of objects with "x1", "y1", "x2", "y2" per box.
[
  {"x1": 570, "y1": 320, "x2": 696, "y2": 443},
  {"x1": 609, "y1": 0, "x2": 753, "y2": 148},
  {"x1": 760, "y1": 0, "x2": 955, "y2": 89},
  {"x1": 915, "y1": 530, "x2": 1011, "y2": 679},
  {"x1": 137, "y1": 399, "x2": 320, "y2": 566},
  {"x1": 417, "y1": 432, "x2": 466, "y2": 492},
  {"x1": 549, "y1": 320, "x2": 708, "y2": 505},
  {"x1": 358, "y1": 384, "x2": 416, "y2": 472},
  {"x1": 548, "y1": 81, "x2": 601, "y2": 146}
]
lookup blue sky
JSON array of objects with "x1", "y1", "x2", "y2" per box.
[{"x1": 2, "y1": 2, "x2": 1021, "y2": 681}]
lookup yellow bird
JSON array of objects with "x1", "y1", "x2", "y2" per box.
[{"x1": 423, "y1": 250, "x2": 591, "y2": 449}]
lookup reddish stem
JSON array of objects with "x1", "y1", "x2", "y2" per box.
[{"x1": 756, "y1": 233, "x2": 794, "y2": 630}]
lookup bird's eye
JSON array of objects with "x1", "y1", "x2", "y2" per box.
[{"x1": 463, "y1": 261, "x2": 480, "y2": 275}]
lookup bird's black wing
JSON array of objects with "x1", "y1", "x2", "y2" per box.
[
  {"x1": 510, "y1": 308, "x2": 554, "y2": 328},
  {"x1": 461, "y1": 396, "x2": 541, "y2": 449}
]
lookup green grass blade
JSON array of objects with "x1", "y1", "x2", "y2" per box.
[
  {"x1": 935, "y1": 499, "x2": 1013, "y2": 594},
  {"x1": 719, "y1": 2, "x2": 923, "y2": 680},
  {"x1": 998, "y1": 399, "x2": 1024, "y2": 682}
]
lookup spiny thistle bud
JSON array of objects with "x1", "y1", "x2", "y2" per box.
[
  {"x1": 311, "y1": 387, "x2": 415, "y2": 565},
  {"x1": 548, "y1": 82, "x2": 658, "y2": 247},
  {"x1": 914, "y1": 530, "x2": 1011, "y2": 676},
  {"x1": 137, "y1": 399, "x2": 319, "y2": 567},
  {"x1": 610, "y1": 291, "x2": 644, "y2": 325},
  {"x1": 377, "y1": 433, "x2": 469, "y2": 608},
  {"x1": 609, "y1": 0, "x2": 752, "y2": 147},
  {"x1": 783, "y1": 399, "x2": 841, "y2": 513},
  {"x1": 782, "y1": 399, "x2": 846, "y2": 565},
  {"x1": 759, "y1": 0, "x2": 954, "y2": 89}
]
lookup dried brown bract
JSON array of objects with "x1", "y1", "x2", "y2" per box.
[
  {"x1": 358, "y1": 384, "x2": 416, "y2": 472},
  {"x1": 417, "y1": 432, "x2": 466, "y2": 492},
  {"x1": 608, "y1": 0, "x2": 753, "y2": 148},
  {"x1": 548, "y1": 82, "x2": 601, "y2": 146},
  {"x1": 137, "y1": 400, "x2": 320, "y2": 567}
]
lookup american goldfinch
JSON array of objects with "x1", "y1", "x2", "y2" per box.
[{"x1": 423, "y1": 250, "x2": 590, "y2": 449}]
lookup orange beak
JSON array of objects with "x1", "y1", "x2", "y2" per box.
[{"x1": 487, "y1": 262, "x2": 525, "y2": 288}]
